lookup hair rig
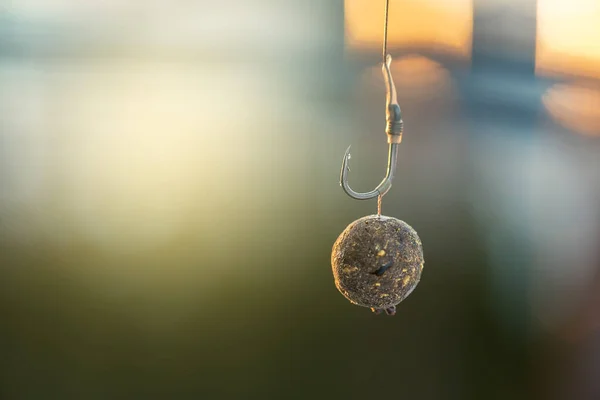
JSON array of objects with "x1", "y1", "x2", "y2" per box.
[{"x1": 331, "y1": 0, "x2": 424, "y2": 316}]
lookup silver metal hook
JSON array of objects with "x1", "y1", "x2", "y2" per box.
[{"x1": 340, "y1": 54, "x2": 403, "y2": 200}]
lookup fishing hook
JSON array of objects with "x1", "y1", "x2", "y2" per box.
[{"x1": 340, "y1": 53, "x2": 403, "y2": 200}]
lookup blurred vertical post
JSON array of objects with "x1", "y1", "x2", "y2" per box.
[
  {"x1": 465, "y1": 0, "x2": 540, "y2": 342},
  {"x1": 470, "y1": 0, "x2": 540, "y2": 120}
]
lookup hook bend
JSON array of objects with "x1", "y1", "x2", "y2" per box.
[{"x1": 339, "y1": 143, "x2": 399, "y2": 200}]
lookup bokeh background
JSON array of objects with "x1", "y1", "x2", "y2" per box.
[{"x1": 1, "y1": 0, "x2": 600, "y2": 399}]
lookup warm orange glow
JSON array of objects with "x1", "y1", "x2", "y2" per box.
[
  {"x1": 359, "y1": 55, "x2": 453, "y2": 101},
  {"x1": 537, "y1": 0, "x2": 600, "y2": 79},
  {"x1": 344, "y1": 0, "x2": 472, "y2": 58},
  {"x1": 543, "y1": 84, "x2": 600, "y2": 136}
]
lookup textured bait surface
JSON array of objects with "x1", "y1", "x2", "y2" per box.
[{"x1": 331, "y1": 215, "x2": 424, "y2": 313}]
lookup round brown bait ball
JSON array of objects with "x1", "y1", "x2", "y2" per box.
[{"x1": 331, "y1": 215, "x2": 424, "y2": 315}]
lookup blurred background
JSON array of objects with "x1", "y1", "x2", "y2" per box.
[{"x1": 1, "y1": 0, "x2": 600, "y2": 398}]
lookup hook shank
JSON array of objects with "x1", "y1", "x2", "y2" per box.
[{"x1": 383, "y1": 54, "x2": 403, "y2": 141}]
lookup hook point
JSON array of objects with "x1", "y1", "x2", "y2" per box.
[
  {"x1": 343, "y1": 145, "x2": 352, "y2": 170},
  {"x1": 344, "y1": 145, "x2": 351, "y2": 158}
]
